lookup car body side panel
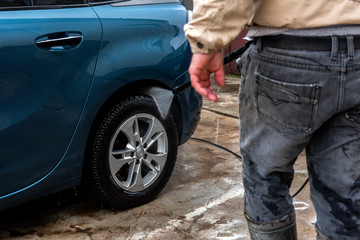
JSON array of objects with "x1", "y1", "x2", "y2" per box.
[
  {"x1": 87, "y1": 3, "x2": 189, "y2": 98},
  {"x1": 85, "y1": 3, "x2": 201, "y2": 143},
  {"x1": 0, "y1": 1, "x2": 201, "y2": 210},
  {"x1": 0, "y1": 7, "x2": 102, "y2": 198}
]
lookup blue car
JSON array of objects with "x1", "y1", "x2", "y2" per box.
[{"x1": 0, "y1": 0, "x2": 201, "y2": 210}]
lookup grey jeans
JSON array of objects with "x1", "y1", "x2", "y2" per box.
[{"x1": 239, "y1": 36, "x2": 360, "y2": 240}]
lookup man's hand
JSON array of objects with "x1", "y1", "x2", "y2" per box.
[{"x1": 188, "y1": 51, "x2": 225, "y2": 102}]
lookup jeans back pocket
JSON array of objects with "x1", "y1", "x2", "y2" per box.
[{"x1": 255, "y1": 73, "x2": 320, "y2": 134}]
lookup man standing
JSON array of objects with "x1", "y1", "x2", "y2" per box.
[{"x1": 184, "y1": 0, "x2": 360, "y2": 239}]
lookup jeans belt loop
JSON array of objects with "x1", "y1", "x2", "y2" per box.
[
  {"x1": 256, "y1": 37, "x2": 262, "y2": 53},
  {"x1": 346, "y1": 35, "x2": 355, "y2": 61},
  {"x1": 330, "y1": 36, "x2": 338, "y2": 61}
]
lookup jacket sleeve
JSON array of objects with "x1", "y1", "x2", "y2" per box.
[{"x1": 184, "y1": 0, "x2": 254, "y2": 54}]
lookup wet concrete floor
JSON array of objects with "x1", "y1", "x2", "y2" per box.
[{"x1": 0, "y1": 75, "x2": 316, "y2": 240}]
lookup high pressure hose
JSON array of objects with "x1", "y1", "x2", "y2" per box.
[{"x1": 190, "y1": 136, "x2": 308, "y2": 198}]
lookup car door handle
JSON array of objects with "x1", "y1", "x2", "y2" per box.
[{"x1": 35, "y1": 32, "x2": 83, "y2": 50}]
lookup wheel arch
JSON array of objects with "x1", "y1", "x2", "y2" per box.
[{"x1": 84, "y1": 79, "x2": 183, "y2": 161}]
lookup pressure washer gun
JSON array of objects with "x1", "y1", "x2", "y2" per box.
[
  {"x1": 173, "y1": 40, "x2": 253, "y2": 95},
  {"x1": 223, "y1": 40, "x2": 253, "y2": 65}
]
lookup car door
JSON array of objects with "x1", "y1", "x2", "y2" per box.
[{"x1": 0, "y1": 0, "x2": 102, "y2": 197}]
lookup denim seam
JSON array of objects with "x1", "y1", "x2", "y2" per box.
[
  {"x1": 239, "y1": 48, "x2": 252, "y2": 92},
  {"x1": 347, "y1": 64, "x2": 360, "y2": 71},
  {"x1": 255, "y1": 47, "x2": 333, "y2": 66},
  {"x1": 252, "y1": 52, "x2": 333, "y2": 72},
  {"x1": 337, "y1": 56, "x2": 347, "y2": 113}
]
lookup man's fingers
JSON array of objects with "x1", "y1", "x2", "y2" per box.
[
  {"x1": 206, "y1": 88, "x2": 218, "y2": 102},
  {"x1": 188, "y1": 51, "x2": 223, "y2": 102},
  {"x1": 213, "y1": 69, "x2": 225, "y2": 87},
  {"x1": 190, "y1": 73, "x2": 210, "y2": 97},
  {"x1": 190, "y1": 72, "x2": 219, "y2": 102}
]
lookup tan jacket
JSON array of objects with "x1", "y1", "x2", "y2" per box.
[{"x1": 184, "y1": 0, "x2": 360, "y2": 54}]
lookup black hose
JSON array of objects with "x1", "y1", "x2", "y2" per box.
[
  {"x1": 291, "y1": 178, "x2": 309, "y2": 198},
  {"x1": 190, "y1": 136, "x2": 309, "y2": 198},
  {"x1": 190, "y1": 137, "x2": 242, "y2": 159},
  {"x1": 223, "y1": 40, "x2": 253, "y2": 65}
]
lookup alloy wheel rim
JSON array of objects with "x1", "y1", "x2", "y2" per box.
[{"x1": 108, "y1": 113, "x2": 168, "y2": 192}]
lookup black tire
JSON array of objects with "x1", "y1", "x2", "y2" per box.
[{"x1": 87, "y1": 95, "x2": 178, "y2": 209}]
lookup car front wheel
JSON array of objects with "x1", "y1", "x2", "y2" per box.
[{"x1": 87, "y1": 95, "x2": 178, "y2": 208}]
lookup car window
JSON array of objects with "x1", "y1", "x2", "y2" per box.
[
  {"x1": 0, "y1": 0, "x2": 31, "y2": 7},
  {"x1": 88, "y1": 0, "x2": 179, "y2": 3},
  {"x1": 0, "y1": 0, "x2": 86, "y2": 8},
  {"x1": 37, "y1": 0, "x2": 85, "y2": 5},
  {"x1": 88, "y1": 0, "x2": 117, "y2": 2}
]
